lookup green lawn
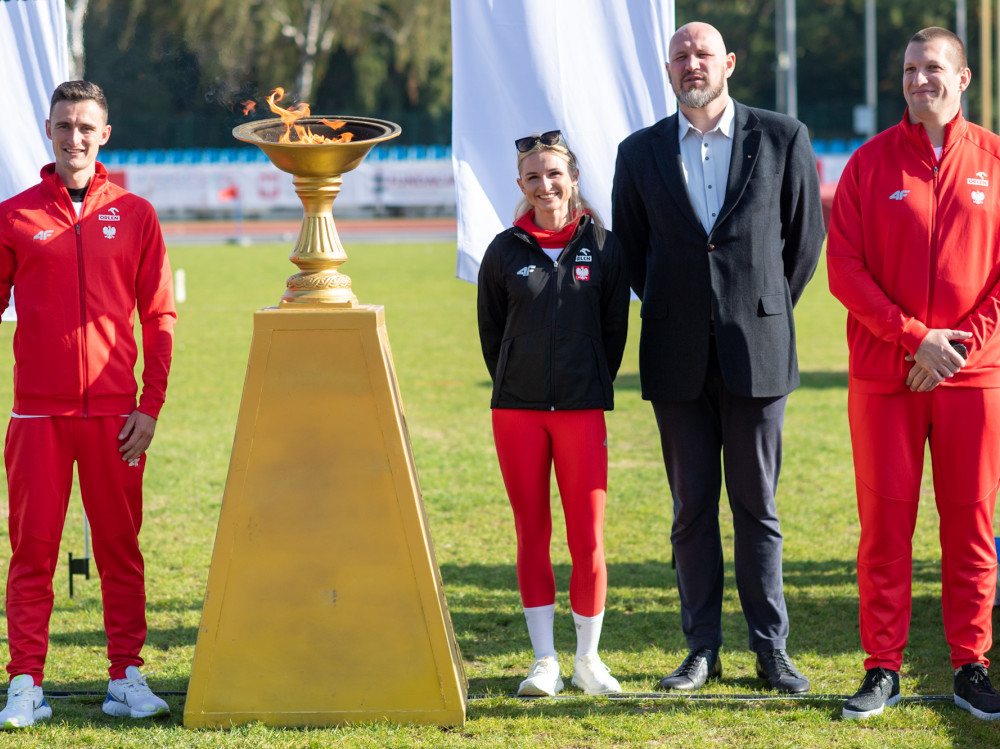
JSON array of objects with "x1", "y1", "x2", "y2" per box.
[{"x1": 0, "y1": 238, "x2": 997, "y2": 747}]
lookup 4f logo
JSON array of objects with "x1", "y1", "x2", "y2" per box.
[
  {"x1": 516, "y1": 265, "x2": 536, "y2": 277},
  {"x1": 103, "y1": 226, "x2": 117, "y2": 239},
  {"x1": 889, "y1": 190, "x2": 910, "y2": 201},
  {"x1": 33, "y1": 230, "x2": 54, "y2": 241}
]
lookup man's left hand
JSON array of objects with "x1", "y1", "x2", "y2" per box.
[
  {"x1": 904, "y1": 328, "x2": 972, "y2": 392},
  {"x1": 118, "y1": 410, "x2": 157, "y2": 464}
]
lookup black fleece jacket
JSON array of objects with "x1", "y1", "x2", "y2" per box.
[{"x1": 477, "y1": 217, "x2": 630, "y2": 410}]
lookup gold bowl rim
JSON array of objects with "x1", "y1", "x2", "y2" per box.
[{"x1": 232, "y1": 116, "x2": 402, "y2": 147}]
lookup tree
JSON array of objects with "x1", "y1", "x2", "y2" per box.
[
  {"x1": 66, "y1": 0, "x2": 88, "y2": 79},
  {"x1": 676, "y1": 0, "x2": 978, "y2": 138}
]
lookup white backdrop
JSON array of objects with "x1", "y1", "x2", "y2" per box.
[
  {"x1": 451, "y1": 0, "x2": 675, "y2": 282},
  {"x1": 0, "y1": 0, "x2": 68, "y2": 201}
]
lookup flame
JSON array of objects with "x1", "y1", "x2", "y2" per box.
[
  {"x1": 241, "y1": 100, "x2": 256, "y2": 116},
  {"x1": 265, "y1": 88, "x2": 354, "y2": 144}
]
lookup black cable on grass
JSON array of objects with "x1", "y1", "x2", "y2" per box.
[{"x1": 43, "y1": 689, "x2": 956, "y2": 704}]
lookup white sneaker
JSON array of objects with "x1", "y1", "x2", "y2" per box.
[
  {"x1": 0, "y1": 674, "x2": 52, "y2": 729},
  {"x1": 517, "y1": 655, "x2": 564, "y2": 696},
  {"x1": 572, "y1": 654, "x2": 622, "y2": 695},
  {"x1": 103, "y1": 666, "x2": 170, "y2": 718}
]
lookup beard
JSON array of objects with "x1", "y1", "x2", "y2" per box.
[{"x1": 675, "y1": 77, "x2": 725, "y2": 109}]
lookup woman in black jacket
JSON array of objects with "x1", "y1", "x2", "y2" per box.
[{"x1": 477, "y1": 131, "x2": 630, "y2": 696}]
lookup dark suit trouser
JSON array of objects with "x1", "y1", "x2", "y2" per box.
[{"x1": 651, "y1": 343, "x2": 790, "y2": 653}]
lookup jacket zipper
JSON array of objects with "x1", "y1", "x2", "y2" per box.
[
  {"x1": 75, "y1": 212, "x2": 89, "y2": 418},
  {"x1": 515, "y1": 224, "x2": 585, "y2": 410},
  {"x1": 549, "y1": 233, "x2": 582, "y2": 410},
  {"x1": 928, "y1": 161, "x2": 939, "y2": 328},
  {"x1": 549, "y1": 250, "x2": 559, "y2": 410}
]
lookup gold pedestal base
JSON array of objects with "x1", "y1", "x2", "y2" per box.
[{"x1": 183, "y1": 306, "x2": 467, "y2": 728}]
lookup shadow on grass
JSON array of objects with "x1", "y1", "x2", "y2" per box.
[
  {"x1": 52, "y1": 596, "x2": 205, "y2": 615},
  {"x1": 48, "y1": 625, "x2": 199, "y2": 652},
  {"x1": 798, "y1": 371, "x2": 849, "y2": 389},
  {"x1": 442, "y1": 557, "x2": 954, "y2": 663},
  {"x1": 467, "y1": 695, "x2": 840, "y2": 720},
  {"x1": 608, "y1": 371, "x2": 849, "y2": 391}
]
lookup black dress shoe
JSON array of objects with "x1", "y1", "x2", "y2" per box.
[
  {"x1": 755, "y1": 649, "x2": 809, "y2": 693},
  {"x1": 659, "y1": 648, "x2": 721, "y2": 691}
]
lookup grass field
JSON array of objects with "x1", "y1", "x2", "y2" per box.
[{"x1": 0, "y1": 238, "x2": 997, "y2": 748}]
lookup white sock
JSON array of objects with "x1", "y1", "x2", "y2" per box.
[
  {"x1": 523, "y1": 604, "x2": 556, "y2": 661},
  {"x1": 573, "y1": 609, "x2": 605, "y2": 658}
]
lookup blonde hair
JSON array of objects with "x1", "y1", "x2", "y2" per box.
[{"x1": 514, "y1": 137, "x2": 606, "y2": 245}]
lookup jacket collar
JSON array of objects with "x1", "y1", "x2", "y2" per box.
[
  {"x1": 651, "y1": 100, "x2": 759, "y2": 237},
  {"x1": 511, "y1": 213, "x2": 591, "y2": 251},
  {"x1": 899, "y1": 107, "x2": 968, "y2": 154},
  {"x1": 40, "y1": 161, "x2": 111, "y2": 204}
]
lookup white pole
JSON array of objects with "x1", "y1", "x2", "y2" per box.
[
  {"x1": 174, "y1": 268, "x2": 187, "y2": 304},
  {"x1": 865, "y1": 0, "x2": 877, "y2": 139}
]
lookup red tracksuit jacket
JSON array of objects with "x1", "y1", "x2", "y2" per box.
[
  {"x1": 828, "y1": 110, "x2": 1000, "y2": 392},
  {"x1": 0, "y1": 163, "x2": 176, "y2": 418}
]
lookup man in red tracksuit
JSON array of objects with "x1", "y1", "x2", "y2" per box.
[
  {"x1": 828, "y1": 28, "x2": 1000, "y2": 721},
  {"x1": 0, "y1": 81, "x2": 176, "y2": 729}
]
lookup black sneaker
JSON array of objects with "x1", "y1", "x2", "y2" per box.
[
  {"x1": 756, "y1": 649, "x2": 810, "y2": 693},
  {"x1": 842, "y1": 667, "x2": 900, "y2": 719},
  {"x1": 954, "y1": 662, "x2": 1000, "y2": 720},
  {"x1": 658, "y1": 648, "x2": 721, "y2": 691}
]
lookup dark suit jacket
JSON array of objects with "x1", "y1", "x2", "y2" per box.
[{"x1": 612, "y1": 101, "x2": 826, "y2": 401}]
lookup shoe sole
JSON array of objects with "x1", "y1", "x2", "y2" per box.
[
  {"x1": 103, "y1": 700, "x2": 170, "y2": 719},
  {"x1": 659, "y1": 672, "x2": 721, "y2": 691},
  {"x1": 954, "y1": 694, "x2": 1000, "y2": 720},
  {"x1": 842, "y1": 693, "x2": 901, "y2": 719},
  {"x1": 571, "y1": 674, "x2": 622, "y2": 696},
  {"x1": 517, "y1": 677, "x2": 564, "y2": 697},
  {"x1": 1, "y1": 705, "x2": 52, "y2": 730},
  {"x1": 761, "y1": 680, "x2": 810, "y2": 694}
]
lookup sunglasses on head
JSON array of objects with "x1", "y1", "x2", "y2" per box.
[{"x1": 514, "y1": 130, "x2": 563, "y2": 152}]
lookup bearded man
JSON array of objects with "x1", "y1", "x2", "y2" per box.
[{"x1": 611, "y1": 22, "x2": 825, "y2": 693}]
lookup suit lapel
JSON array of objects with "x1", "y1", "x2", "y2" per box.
[
  {"x1": 715, "y1": 102, "x2": 761, "y2": 230},
  {"x1": 651, "y1": 115, "x2": 706, "y2": 236}
]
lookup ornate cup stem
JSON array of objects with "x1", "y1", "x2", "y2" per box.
[{"x1": 281, "y1": 174, "x2": 357, "y2": 308}]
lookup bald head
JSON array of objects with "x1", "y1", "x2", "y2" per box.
[
  {"x1": 670, "y1": 22, "x2": 727, "y2": 55},
  {"x1": 667, "y1": 22, "x2": 735, "y2": 117}
]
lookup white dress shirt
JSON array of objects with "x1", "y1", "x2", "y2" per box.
[{"x1": 677, "y1": 99, "x2": 735, "y2": 233}]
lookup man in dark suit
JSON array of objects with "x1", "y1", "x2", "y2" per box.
[{"x1": 611, "y1": 22, "x2": 825, "y2": 693}]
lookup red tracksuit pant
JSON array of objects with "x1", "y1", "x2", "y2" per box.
[
  {"x1": 4, "y1": 416, "x2": 147, "y2": 685},
  {"x1": 492, "y1": 408, "x2": 608, "y2": 617},
  {"x1": 848, "y1": 387, "x2": 1000, "y2": 671}
]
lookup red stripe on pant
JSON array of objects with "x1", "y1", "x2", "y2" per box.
[
  {"x1": 849, "y1": 387, "x2": 1000, "y2": 670},
  {"x1": 4, "y1": 416, "x2": 147, "y2": 684},
  {"x1": 492, "y1": 408, "x2": 608, "y2": 617}
]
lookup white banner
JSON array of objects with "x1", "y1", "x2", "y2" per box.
[
  {"x1": 451, "y1": 0, "x2": 675, "y2": 282},
  {"x1": 0, "y1": 0, "x2": 68, "y2": 201},
  {"x1": 110, "y1": 158, "x2": 455, "y2": 215}
]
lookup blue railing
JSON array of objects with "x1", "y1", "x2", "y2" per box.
[
  {"x1": 99, "y1": 144, "x2": 453, "y2": 167},
  {"x1": 811, "y1": 138, "x2": 867, "y2": 154}
]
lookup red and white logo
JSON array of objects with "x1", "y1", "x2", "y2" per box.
[{"x1": 575, "y1": 266, "x2": 590, "y2": 282}]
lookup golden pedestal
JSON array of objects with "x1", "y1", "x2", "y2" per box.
[{"x1": 183, "y1": 306, "x2": 467, "y2": 728}]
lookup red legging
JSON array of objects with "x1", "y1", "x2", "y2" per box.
[
  {"x1": 849, "y1": 387, "x2": 1000, "y2": 671},
  {"x1": 4, "y1": 416, "x2": 147, "y2": 684},
  {"x1": 492, "y1": 408, "x2": 608, "y2": 617}
]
